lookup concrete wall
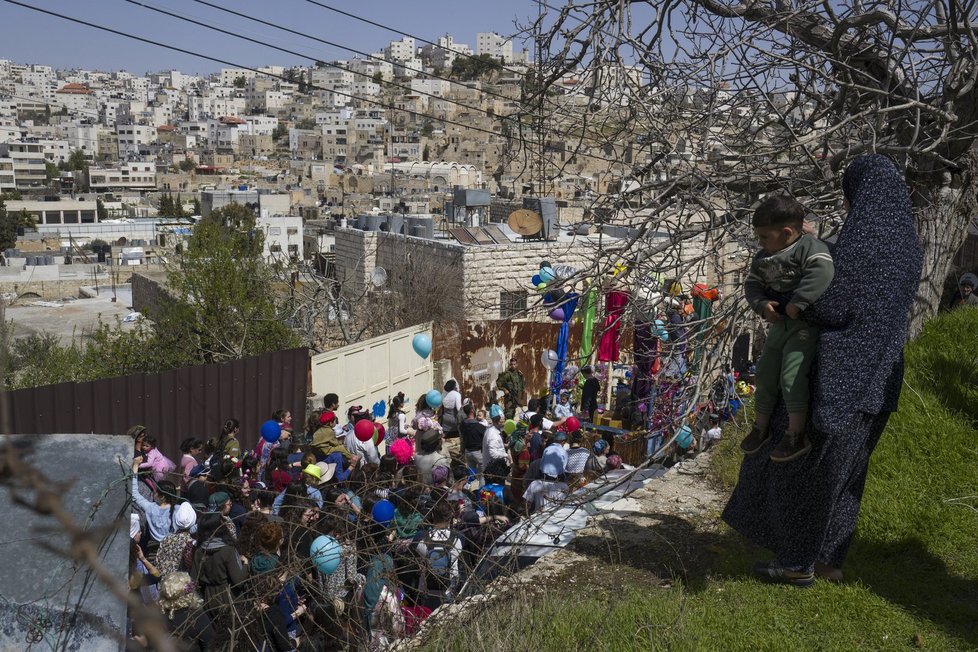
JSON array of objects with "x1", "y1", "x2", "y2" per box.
[{"x1": 0, "y1": 264, "x2": 158, "y2": 300}]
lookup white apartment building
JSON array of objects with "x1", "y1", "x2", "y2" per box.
[
  {"x1": 410, "y1": 78, "x2": 451, "y2": 98},
  {"x1": 309, "y1": 68, "x2": 355, "y2": 91},
  {"x1": 54, "y1": 83, "x2": 98, "y2": 114},
  {"x1": 0, "y1": 157, "x2": 15, "y2": 192},
  {"x1": 66, "y1": 123, "x2": 99, "y2": 157},
  {"x1": 393, "y1": 58, "x2": 424, "y2": 78},
  {"x1": 351, "y1": 80, "x2": 381, "y2": 98},
  {"x1": 218, "y1": 68, "x2": 258, "y2": 86},
  {"x1": 256, "y1": 213, "x2": 303, "y2": 261},
  {"x1": 116, "y1": 124, "x2": 156, "y2": 157},
  {"x1": 420, "y1": 35, "x2": 472, "y2": 70},
  {"x1": 89, "y1": 160, "x2": 156, "y2": 191},
  {"x1": 476, "y1": 32, "x2": 514, "y2": 63},
  {"x1": 315, "y1": 108, "x2": 353, "y2": 125},
  {"x1": 385, "y1": 37, "x2": 417, "y2": 62},
  {"x1": 348, "y1": 57, "x2": 394, "y2": 82},
  {"x1": 244, "y1": 115, "x2": 279, "y2": 136}
]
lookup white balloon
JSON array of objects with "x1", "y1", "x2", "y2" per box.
[
  {"x1": 541, "y1": 349, "x2": 560, "y2": 370},
  {"x1": 565, "y1": 364, "x2": 580, "y2": 378}
]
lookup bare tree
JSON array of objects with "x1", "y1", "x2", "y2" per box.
[{"x1": 511, "y1": 0, "x2": 978, "y2": 336}]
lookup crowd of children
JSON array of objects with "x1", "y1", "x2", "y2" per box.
[{"x1": 127, "y1": 386, "x2": 630, "y2": 650}]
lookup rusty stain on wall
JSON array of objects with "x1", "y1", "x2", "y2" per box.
[{"x1": 433, "y1": 320, "x2": 586, "y2": 407}]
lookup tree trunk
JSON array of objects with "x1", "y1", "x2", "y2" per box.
[{"x1": 909, "y1": 152, "x2": 978, "y2": 338}]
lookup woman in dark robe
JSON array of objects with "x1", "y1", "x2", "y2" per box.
[{"x1": 722, "y1": 154, "x2": 923, "y2": 584}]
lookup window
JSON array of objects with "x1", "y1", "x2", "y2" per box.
[
  {"x1": 287, "y1": 227, "x2": 298, "y2": 235},
  {"x1": 499, "y1": 290, "x2": 528, "y2": 319},
  {"x1": 269, "y1": 244, "x2": 282, "y2": 253},
  {"x1": 268, "y1": 227, "x2": 282, "y2": 235},
  {"x1": 287, "y1": 244, "x2": 299, "y2": 255}
]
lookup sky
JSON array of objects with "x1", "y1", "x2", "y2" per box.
[{"x1": 0, "y1": 0, "x2": 542, "y2": 75}]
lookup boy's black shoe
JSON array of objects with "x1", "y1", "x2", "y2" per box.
[
  {"x1": 740, "y1": 426, "x2": 770, "y2": 455},
  {"x1": 769, "y1": 430, "x2": 812, "y2": 463}
]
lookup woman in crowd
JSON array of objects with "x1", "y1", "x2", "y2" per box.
[
  {"x1": 156, "y1": 501, "x2": 198, "y2": 576},
  {"x1": 158, "y1": 571, "x2": 215, "y2": 652},
  {"x1": 191, "y1": 513, "x2": 248, "y2": 629},
  {"x1": 179, "y1": 437, "x2": 205, "y2": 490}
]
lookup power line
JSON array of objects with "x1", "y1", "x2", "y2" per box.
[
  {"x1": 190, "y1": 0, "x2": 525, "y2": 109},
  {"x1": 301, "y1": 0, "x2": 530, "y2": 77},
  {"x1": 125, "y1": 0, "x2": 517, "y2": 130},
  {"x1": 185, "y1": 0, "x2": 614, "y2": 165},
  {"x1": 0, "y1": 0, "x2": 630, "y2": 172}
]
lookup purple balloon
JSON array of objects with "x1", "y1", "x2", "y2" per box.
[{"x1": 549, "y1": 307, "x2": 565, "y2": 321}]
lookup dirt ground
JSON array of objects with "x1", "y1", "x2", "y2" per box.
[{"x1": 4, "y1": 286, "x2": 136, "y2": 342}]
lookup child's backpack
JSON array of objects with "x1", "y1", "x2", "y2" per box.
[{"x1": 422, "y1": 532, "x2": 458, "y2": 592}]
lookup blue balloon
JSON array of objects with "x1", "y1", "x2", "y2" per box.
[
  {"x1": 531, "y1": 274, "x2": 541, "y2": 286},
  {"x1": 310, "y1": 535, "x2": 341, "y2": 575},
  {"x1": 412, "y1": 333, "x2": 432, "y2": 359},
  {"x1": 371, "y1": 499, "x2": 395, "y2": 525},
  {"x1": 260, "y1": 419, "x2": 281, "y2": 444},
  {"x1": 425, "y1": 389, "x2": 443, "y2": 409},
  {"x1": 540, "y1": 266, "x2": 556, "y2": 283}
]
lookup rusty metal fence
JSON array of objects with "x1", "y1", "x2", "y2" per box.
[{"x1": 2, "y1": 347, "x2": 309, "y2": 460}]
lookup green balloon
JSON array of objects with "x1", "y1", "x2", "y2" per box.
[
  {"x1": 503, "y1": 419, "x2": 517, "y2": 434},
  {"x1": 536, "y1": 282, "x2": 547, "y2": 291}
]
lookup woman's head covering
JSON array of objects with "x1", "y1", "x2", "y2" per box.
[
  {"x1": 809, "y1": 153, "x2": 923, "y2": 433},
  {"x1": 959, "y1": 272, "x2": 977, "y2": 289},
  {"x1": 158, "y1": 572, "x2": 203, "y2": 617},
  {"x1": 173, "y1": 502, "x2": 197, "y2": 531}
]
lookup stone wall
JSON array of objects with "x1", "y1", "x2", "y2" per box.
[{"x1": 130, "y1": 270, "x2": 173, "y2": 317}]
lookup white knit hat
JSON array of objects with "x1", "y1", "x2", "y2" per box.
[{"x1": 173, "y1": 502, "x2": 197, "y2": 531}]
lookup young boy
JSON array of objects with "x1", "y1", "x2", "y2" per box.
[
  {"x1": 554, "y1": 391, "x2": 574, "y2": 419},
  {"x1": 740, "y1": 195, "x2": 834, "y2": 462}
]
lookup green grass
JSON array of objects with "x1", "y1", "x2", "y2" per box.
[{"x1": 421, "y1": 309, "x2": 978, "y2": 651}]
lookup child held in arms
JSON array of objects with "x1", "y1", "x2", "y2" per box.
[{"x1": 739, "y1": 195, "x2": 834, "y2": 463}]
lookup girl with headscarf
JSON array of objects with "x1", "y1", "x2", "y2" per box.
[{"x1": 723, "y1": 154, "x2": 923, "y2": 585}]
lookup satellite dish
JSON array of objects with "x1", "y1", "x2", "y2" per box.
[
  {"x1": 507, "y1": 209, "x2": 542, "y2": 236},
  {"x1": 370, "y1": 266, "x2": 388, "y2": 287}
]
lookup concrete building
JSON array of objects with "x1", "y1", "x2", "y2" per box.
[
  {"x1": 116, "y1": 124, "x2": 156, "y2": 157},
  {"x1": 54, "y1": 83, "x2": 97, "y2": 114},
  {"x1": 200, "y1": 188, "x2": 259, "y2": 217},
  {"x1": 5, "y1": 198, "x2": 100, "y2": 226},
  {"x1": 0, "y1": 157, "x2": 15, "y2": 192},
  {"x1": 88, "y1": 161, "x2": 157, "y2": 191},
  {"x1": 256, "y1": 213, "x2": 303, "y2": 261},
  {"x1": 0, "y1": 141, "x2": 45, "y2": 189},
  {"x1": 476, "y1": 32, "x2": 514, "y2": 63},
  {"x1": 385, "y1": 37, "x2": 417, "y2": 62},
  {"x1": 420, "y1": 35, "x2": 472, "y2": 70}
]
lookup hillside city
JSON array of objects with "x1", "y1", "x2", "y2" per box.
[{"x1": 0, "y1": 3, "x2": 976, "y2": 651}]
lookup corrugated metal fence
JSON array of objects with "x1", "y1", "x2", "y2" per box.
[{"x1": 2, "y1": 347, "x2": 310, "y2": 461}]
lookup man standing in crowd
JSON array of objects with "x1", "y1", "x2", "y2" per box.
[{"x1": 496, "y1": 358, "x2": 525, "y2": 419}]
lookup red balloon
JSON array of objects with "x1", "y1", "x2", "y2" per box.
[
  {"x1": 565, "y1": 416, "x2": 581, "y2": 432},
  {"x1": 373, "y1": 424, "x2": 385, "y2": 446},
  {"x1": 354, "y1": 419, "x2": 375, "y2": 442}
]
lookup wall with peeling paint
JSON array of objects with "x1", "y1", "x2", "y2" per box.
[{"x1": 432, "y1": 319, "x2": 587, "y2": 408}]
